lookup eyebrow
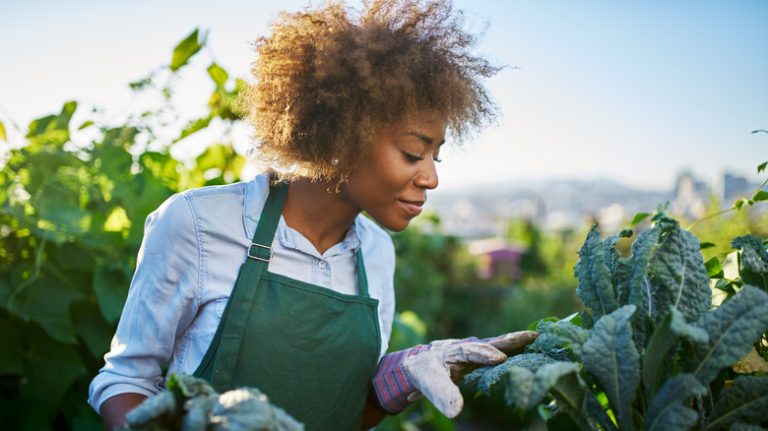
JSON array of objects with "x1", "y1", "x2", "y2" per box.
[{"x1": 406, "y1": 131, "x2": 446, "y2": 146}]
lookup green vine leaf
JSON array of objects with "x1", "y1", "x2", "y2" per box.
[
  {"x1": 753, "y1": 190, "x2": 768, "y2": 202},
  {"x1": 170, "y1": 29, "x2": 205, "y2": 72}
]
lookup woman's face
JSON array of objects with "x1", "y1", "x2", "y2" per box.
[{"x1": 342, "y1": 112, "x2": 447, "y2": 232}]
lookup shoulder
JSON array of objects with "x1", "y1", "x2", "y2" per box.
[{"x1": 145, "y1": 174, "x2": 271, "y2": 243}]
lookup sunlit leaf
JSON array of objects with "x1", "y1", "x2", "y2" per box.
[
  {"x1": 175, "y1": 114, "x2": 212, "y2": 142},
  {"x1": 630, "y1": 212, "x2": 650, "y2": 227},
  {"x1": 0, "y1": 120, "x2": 7, "y2": 141},
  {"x1": 705, "y1": 257, "x2": 724, "y2": 278},
  {"x1": 170, "y1": 29, "x2": 204, "y2": 71},
  {"x1": 752, "y1": 190, "x2": 768, "y2": 202},
  {"x1": 207, "y1": 63, "x2": 229, "y2": 87},
  {"x1": 103, "y1": 206, "x2": 131, "y2": 232},
  {"x1": 78, "y1": 120, "x2": 94, "y2": 130}
]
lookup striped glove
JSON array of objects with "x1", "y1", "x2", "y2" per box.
[{"x1": 372, "y1": 330, "x2": 538, "y2": 418}]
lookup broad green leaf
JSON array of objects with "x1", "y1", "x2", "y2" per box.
[
  {"x1": 642, "y1": 307, "x2": 709, "y2": 397},
  {"x1": 8, "y1": 274, "x2": 85, "y2": 344},
  {"x1": 504, "y1": 362, "x2": 581, "y2": 410},
  {"x1": 464, "y1": 353, "x2": 556, "y2": 395},
  {"x1": 0, "y1": 313, "x2": 24, "y2": 374},
  {"x1": 93, "y1": 265, "x2": 129, "y2": 324},
  {"x1": 649, "y1": 226, "x2": 710, "y2": 323},
  {"x1": 575, "y1": 226, "x2": 618, "y2": 321},
  {"x1": 626, "y1": 227, "x2": 660, "y2": 349},
  {"x1": 71, "y1": 301, "x2": 113, "y2": 358},
  {"x1": 582, "y1": 305, "x2": 639, "y2": 431},
  {"x1": 170, "y1": 29, "x2": 204, "y2": 71},
  {"x1": 207, "y1": 63, "x2": 229, "y2": 87},
  {"x1": 684, "y1": 286, "x2": 768, "y2": 385},
  {"x1": 630, "y1": 212, "x2": 651, "y2": 227},
  {"x1": 704, "y1": 376, "x2": 768, "y2": 430},
  {"x1": 705, "y1": 257, "x2": 724, "y2": 278},
  {"x1": 758, "y1": 161, "x2": 768, "y2": 174},
  {"x1": 0, "y1": 120, "x2": 7, "y2": 141},
  {"x1": 33, "y1": 180, "x2": 90, "y2": 234},
  {"x1": 26, "y1": 114, "x2": 57, "y2": 138},
  {"x1": 644, "y1": 374, "x2": 706, "y2": 431},
  {"x1": 753, "y1": 190, "x2": 768, "y2": 202},
  {"x1": 20, "y1": 323, "x2": 87, "y2": 413},
  {"x1": 140, "y1": 151, "x2": 180, "y2": 190}
]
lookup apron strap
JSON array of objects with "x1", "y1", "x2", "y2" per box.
[
  {"x1": 355, "y1": 248, "x2": 370, "y2": 298},
  {"x1": 209, "y1": 180, "x2": 288, "y2": 389}
]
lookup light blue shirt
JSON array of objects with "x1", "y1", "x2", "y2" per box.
[{"x1": 88, "y1": 173, "x2": 396, "y2": 413}]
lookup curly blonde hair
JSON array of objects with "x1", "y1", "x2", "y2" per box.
[{"x1": 242, "y1": 0, "x2": 499, "y2": 182}]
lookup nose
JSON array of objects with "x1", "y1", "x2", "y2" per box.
[{"x1": 414, "y1": 159, "x2": 439, "y2": 190}]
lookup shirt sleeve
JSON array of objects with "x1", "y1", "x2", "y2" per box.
[
  {"x1": 373, "y1": 229, "x2": 397, "y2": 359},
  {"x1": 88, "y1": 192, "x2": 201, "y2": 413}
]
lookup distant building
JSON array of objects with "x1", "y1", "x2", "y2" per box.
[
  {"x1": 722, "y1": 172, "x2": 752, "y2": 203},
  {"x1": 467, "y1": 238, "x2": 526, "y2": 280},
  {"x1": 671, "y1": 171, "x2": 710, "y2": 219}
]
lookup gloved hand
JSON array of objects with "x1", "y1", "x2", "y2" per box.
[{"x1": 372, "y1": 330, "x2": 538, "y2": 418}]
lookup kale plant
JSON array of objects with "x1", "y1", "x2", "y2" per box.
[
  {"x1": 123, "y1": 374, "x2": 304, "y2": 431},
  {"x1": 465, "y1": 217, "x2": 768, "y2": 430}
]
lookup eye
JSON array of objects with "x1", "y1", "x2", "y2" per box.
[{"x1": 403, "y1": 152, "x2": 423, "y2": 163}]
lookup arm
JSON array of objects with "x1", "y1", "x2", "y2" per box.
[
  {"x1": 99, "y1": 393, "x2": 148, "y2": 431},
  {"x1": 88, "y1": 193, "x2": 200, "y2": 415},
  {"x1": 361, "y1": 388, "x2": 389, "y2": 429}
]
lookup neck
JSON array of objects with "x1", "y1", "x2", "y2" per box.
[{"x1": 282, "y1": 177, "x2": 360, "y2": 255}]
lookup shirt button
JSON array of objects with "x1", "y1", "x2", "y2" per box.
[{"x1": 318, "y1": 260, "x2": 327, "y2": 269}]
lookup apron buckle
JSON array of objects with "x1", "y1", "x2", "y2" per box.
[{"x1": 247, "y1": 242, "x2": 273, "y2": 262}]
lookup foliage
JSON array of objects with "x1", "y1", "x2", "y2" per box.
[
  {"x1": 0, "y1": 29, "x2": 246, "y2": 429},
  {"x1": 465, "y1": 211, "x2": 768, "y2": 430},
  {"x1": 123, "y1": 374, "x2": 303, "y2": 431}
]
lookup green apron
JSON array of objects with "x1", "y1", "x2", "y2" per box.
[{"x1": 194, "y1": 181, "x2": 382, "y2": 430}]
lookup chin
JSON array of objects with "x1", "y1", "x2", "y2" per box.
[{"x1": 371, "y1": 215, "x2": 412, "y2": 232}]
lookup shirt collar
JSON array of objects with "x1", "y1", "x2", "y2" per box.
[{"x1": 243, "y1": 174, "x2": 362, "y2": 257}]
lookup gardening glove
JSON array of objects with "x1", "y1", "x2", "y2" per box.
[{"x1": 372, "y1": 330, "x2": 538, "y2": 418}]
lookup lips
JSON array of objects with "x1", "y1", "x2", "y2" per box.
[{"x1": 398, "y1": 199, "x2": 425, "y2": 217}]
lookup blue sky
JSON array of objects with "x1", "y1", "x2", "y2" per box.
[{"x1": 2, "y1": 0, "x2": 766, "y2": 193}]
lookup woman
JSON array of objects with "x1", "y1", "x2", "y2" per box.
[{"x1": 89, "y1": 1, "x2": 536, "y2": 429}]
